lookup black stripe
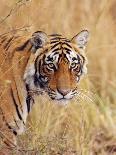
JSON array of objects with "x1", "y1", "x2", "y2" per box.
[
  {"x1": 1, "y1": 38, "x2": 6, "y2": 43},
  {"x1": 26, "y1": 84, "x2": 34, "y2": 113},
  {"x1": 6, "y1": 123, "x2": 17, "y2": 136},
  {"x1": 28, "y1": 44, "x2": 33, "y2": 52},
  {"x1": 34, "y1": 55, "x2": 40, "y2": 74},
  {"x1": 13, "y1": 130, "x2": 17, "y2": 135},
  {"x1": 50, "y1": 37, "x2": 60, "y2": 40},
  {"x1": 26, "y1": 95, "x2": 31, "y2": 113},
  {"x1": 34, "y1": 74, "x2": 39, "y2": 87},
  {"x1": 15, "y1": 40, "x2": 29, "y2": 51},
  {"x1": 66, "y1": 51, "x2": 70, "y2": 54},
  {"x1": 49, "y1": 34, "x2": 62, "y2": 37},
  {"x1": 63, "y1": 47, "x2": 71, "y2": 51},
  {"x1": 64, "y1": 42, "x2": 72, "y2": 48},
  {"x1": 5, "y1": 36, "x2": 19, "y2": 50},
  {"x1": 38, "y1": 59, "x2": 42, "y2": 74},
  {"x1": 51, "y1": 47, "x2": 60, "y2": 53},
  {"x1": 10, "y1": 89, "x2": 23, "y2": 121},
  {"x1": 78, "y1": 54, "x2": 85, "y2": 64},
  {"x1": 13, "y1": 117, "x2": 20, "y2": 129},
  {"x1": 51, "y1": 42, "x2": 60, "y2": 50},
  {"x1": 50, "y1": 37, "x2": 67, "y2": 40},
  {"x1": 4, "y1": 37, "x2": 14, "y2": 50},
  {"x1": 52, "y1": 51, "x2": 59, "y2": 56},
  {"x1": 64, "y1": 39, "x2": 70, "y2": 42},
  {"x1": 15, "y1": 89, "x2": 23, "y2": 113},
  {"x1": 34, "y1": 56, "x2": 40, "y2": 87},
  {"x1": 38, "y1": 60, "x2": 42, "y2": 74},
  {"x1": 0, "y1": 35, "x2": 7, "y2": 39},
  {"x1": 26, "y1": 84, "x2": 31, "y2": 113},
  {"x1": 50, "y1": 40, "x2": 59, "y2": 44},
  {"x1": 0, "y1": 108, "x2": 18, "y2": 136},
  {"x1": 47, "y1": 55, "x2": 53, "y2": 62},
  {"x1": 59, "y1": 37, "x2": 68, "y2": 40},
  {"x1": 57, "y1": 53, "x2": 62, "y2": 63}
]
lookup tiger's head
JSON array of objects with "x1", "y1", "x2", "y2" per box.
[{"x1": 24, "y1": 30, "x2": 89, "y2": 100}]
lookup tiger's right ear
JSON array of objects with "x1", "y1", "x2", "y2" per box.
[
  {"x1": 71, "y1": 30, "x2": 89, "y2": 50},
  {"x1": 30, "y1": 31, "x2": 48, "y2": 52}
]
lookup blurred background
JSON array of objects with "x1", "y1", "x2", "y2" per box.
[{"x1": 0, "y1": 0, "x2": 116, "y2": 154}]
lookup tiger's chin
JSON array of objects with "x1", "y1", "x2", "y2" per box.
[
  {"x1": 52, "y1": 99, "x2": 70, "y2": 106},
  {"x1": 51, "y1": 96, "x2": 73, "y2": 100}
]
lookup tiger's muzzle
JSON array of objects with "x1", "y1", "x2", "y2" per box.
[{"x1": 47, "y1": 87, "x2": 77, "y2": 100}]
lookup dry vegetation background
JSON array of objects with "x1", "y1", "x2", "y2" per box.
[{"x1": 0, "y1": 0, "x2": 116, "y2": 154}]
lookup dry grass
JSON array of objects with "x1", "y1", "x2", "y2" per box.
[{"x1": 0, "y1": 0, "x2": 116, "y2": 154}]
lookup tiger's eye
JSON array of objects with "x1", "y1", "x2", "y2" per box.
[
  {"x1": 71, "y1": 63, "x2": 77, "y2": 68},
  {"x1": 48, "y1": 63, "x2": 54, "y2": 68}
]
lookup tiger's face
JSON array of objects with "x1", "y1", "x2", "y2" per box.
[{"x1": 24, "y1": 30, "x2": 89, "y2": 101}]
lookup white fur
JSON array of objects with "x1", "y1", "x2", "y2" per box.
[
  {"x1": 73, "y1": 30, "x2": 89, "y2": 49},
  {"x1": 24, "y1": 64, "x2": 37, "y2": 90}
]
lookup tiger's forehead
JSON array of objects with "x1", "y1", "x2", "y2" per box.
[
  {"x1": 47, "y1": 33, "x2": 81, "y2": 53},
  {"x1": 44, "y1": 34, "x2": 80, "y2": 57},
  {"x1": 44, "y1": 35, "x2": 81, "y2": 63},
  {"x1": 42, "y1": 33, "x2": 85, "y2": 63},
  {"x1": 48, "y1": 34, "x2": 70, "y2": 43}
]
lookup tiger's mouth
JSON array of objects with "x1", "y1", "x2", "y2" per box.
[{"x1": 47, "y1": 88, "x2": 77, "y2": 100}]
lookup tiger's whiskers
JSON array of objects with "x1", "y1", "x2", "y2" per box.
[
  {"x1": 28, "y1": 89, "x2": 44, "y2": 96},
  {"x1": 74, "y1": 88, "x2": 95, "y2": 103}
]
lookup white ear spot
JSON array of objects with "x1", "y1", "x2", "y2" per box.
[{"x1": 72, "y1": 30, "x2": 89, "y2": 49}]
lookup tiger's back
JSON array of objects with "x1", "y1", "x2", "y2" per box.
[{"x1": 0, "y1": 32, "x2": 32, "y2": 149}]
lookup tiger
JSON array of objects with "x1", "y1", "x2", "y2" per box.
[{"x1": 0, "y1": 30, "x2": 89, "y2": 153}]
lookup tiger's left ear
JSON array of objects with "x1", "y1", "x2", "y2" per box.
[
  {"x1": 71, "y1": 30, "x2": 89, "y2": 50},
  {"x1": 30, "y1": 31, "x2": 48, "y2": 52}
]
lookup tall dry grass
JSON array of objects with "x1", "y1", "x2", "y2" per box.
[{"x1": 0, "y1": 0, "x2": 116, "y2": 154}]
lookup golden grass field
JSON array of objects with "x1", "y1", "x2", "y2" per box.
[{"x1": 0, "y1": 0, "x2": 116, "y2": 154}]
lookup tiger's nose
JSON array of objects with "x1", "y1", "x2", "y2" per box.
[{"x1": 57, "y1": 89, "x2": 70, "y2": 96}]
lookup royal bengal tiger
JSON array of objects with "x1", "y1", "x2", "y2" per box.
[{"x1": 0, "y1": 30, "x2": 89, "y2": 153}]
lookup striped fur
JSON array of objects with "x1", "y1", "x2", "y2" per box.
[{"x1": 0, "y1": 30, "x2": 89, "y2": 150}]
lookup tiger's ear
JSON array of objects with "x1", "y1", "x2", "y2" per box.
[
  {"x1": 71, "y1": 30, "x2": 89, "y2": 50},
  {"x1": 30, "y1": 31, "x2": 48, "y2": 52}
]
